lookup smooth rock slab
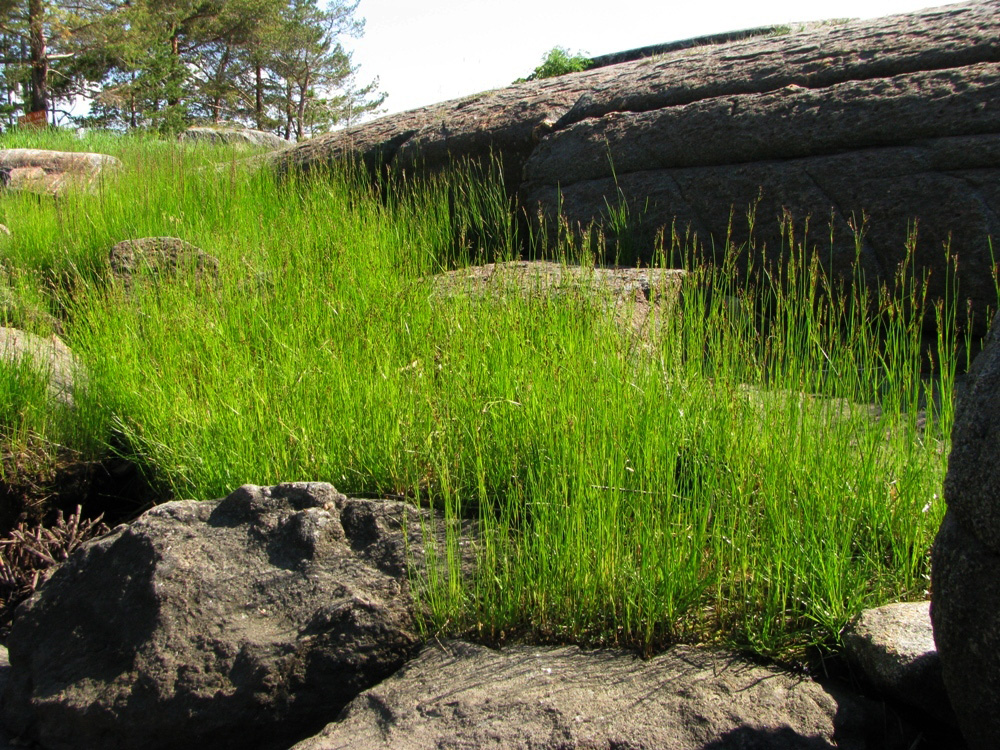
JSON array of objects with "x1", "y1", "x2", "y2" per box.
[
  {"x1": 180, "y1": 126, "x2": 289, "y2": 150},
  {"x1": 293, "y1": 640, "x2": 900, "y2": 749},
  {"x1": 842, "y1": 601, "x2": 954, "y2": 725},
  {"x1": 427, "y1": 261, "x2": 685, "y2": 339},
  {"x1": 1, "y1": 483, "x2": 427, "y2": 750}
]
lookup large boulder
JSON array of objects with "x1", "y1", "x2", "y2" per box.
[
  {"x1": 292, "y1": 640, "x2": 909, "y2": 749},
  {"x1": 273, "y1": 0, "x2": 1000, "y2": 331},
  {"x1": 932, "y1": 310, "x2": 1000, "y2": 749},
  {"x1": 180, "y1": 126, "x2": 289, "y2": 150},
  {"x1": 0, "y1": 149, "x2": 121, "y2": 195},
  {"x1": 0, "y1": 483, "x2": 435, "y2": 750}
]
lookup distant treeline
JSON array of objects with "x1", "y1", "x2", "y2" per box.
[{"x1": 0, "y1": 0, "x2": 385, "y2": 138}]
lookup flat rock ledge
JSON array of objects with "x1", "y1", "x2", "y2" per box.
[
  {"x1": 180, "y1": 126, "x2": 290, "y2": 150},
  {"x1": 426, "y1": 261, "x2": 685, "y2": 340},
  {"x1": 293, "y1": 640, "x2": 906, "y2": 750}
]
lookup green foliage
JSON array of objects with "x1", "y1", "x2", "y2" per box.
[
  {"x1": 0, "y1": 130, "x2": 982, "y2": 665},
  {"x1": 0, "y1": 0, "x2": 383, "y2": 137},
  {"x1": 515, "y1": 46, "x2": 593, "y2": 83}
]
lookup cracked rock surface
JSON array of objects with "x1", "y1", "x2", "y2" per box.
[
  {"x1": 0, "y1": 483, "x2": 432, "y2": 750},
  {"x1": 291, "y1": 640, "x2": 911, "y2": 750}
]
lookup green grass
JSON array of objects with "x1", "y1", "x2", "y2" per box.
[{"x1": 0, "y1": 128, "x2": 985, "y2": 665}]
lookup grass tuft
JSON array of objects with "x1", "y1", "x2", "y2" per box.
[{"x1": 0, "y1": 128, "x2": 990, "y2": 665}]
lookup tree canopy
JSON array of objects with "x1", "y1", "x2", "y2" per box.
[{"x1": 0, "y1": 0, "x2": 384, "y2": 138}]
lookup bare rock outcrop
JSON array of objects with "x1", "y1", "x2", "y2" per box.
[
  {"x1": 0, "y1": 483, "x2": 430, "y2": 750},
  {"x1": 274, "y1": 0, "x2": 1000, "y2": 330},
  {"x1": 932, "y1": 310, "x2": 1000, "y2": 749},
  {"x1": 292, "y1": 640, "x2": 908, "y2": 749},
  {"x1": 0, "y1": 149, "x2": 121, "y2": 195}
]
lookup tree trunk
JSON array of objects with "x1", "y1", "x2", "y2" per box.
[
  {"x1": 284, "y1": 81, "x2": 293, "y2": 140},
  {"x1": 295, "y1": 74, "x2": 310, "y2": 141},
  {"x1": 296, "y1": 89, "x2": 305, "y2": 141},
  {"x1": 254, "y1": 64, "x2": 263, "y2": 130},
  {"x1": 167, "y1": 32, "x2": 180, "y2": 108},
  {"x1": 27, "y1": 0, "x2": 48, "y2": 114}
]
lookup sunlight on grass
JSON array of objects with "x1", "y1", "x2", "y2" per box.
[{"x1": 0, "y1": 128, "x2": 988, "y2": 664}]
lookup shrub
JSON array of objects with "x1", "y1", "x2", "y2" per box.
[{"x1": 516, "y1": 47, "x2": 593, "y2": 83}]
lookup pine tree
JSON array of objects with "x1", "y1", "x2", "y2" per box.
[{"x1": 0, "y1": 0, "x2": 121, "y2": 123}]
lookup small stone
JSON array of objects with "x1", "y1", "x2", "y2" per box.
[{"x1": 843, "y1": 601, "x2": 955, "y2": 725}]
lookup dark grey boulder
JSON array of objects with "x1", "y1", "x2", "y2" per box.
[
  {"x1": 0, "y1": 483, "x2": 428, "y2": 750},
  {"x1": 842, "y1": 600, "x2": 955, "y2": 726},
  {"x1": 932, "y1": 310, "x2": 1000, "y2": 749},
  {"x1": 273, "y1": 0, "x2": 1000, "y2": 332},
  {"x1": 292, "y1": 640, "x2": 906, "y2": 749},
  {"x1": 108, "y1": 237, "x2": 220, "y2": 286}
]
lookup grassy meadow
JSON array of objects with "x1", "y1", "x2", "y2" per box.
[{"x1": 0, "y1": 129, "x2": 986, "y2": 665}]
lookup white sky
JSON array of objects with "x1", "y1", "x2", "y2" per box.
[{"x1": 344, "y1": 0, "x2": 963, "y2": 116}]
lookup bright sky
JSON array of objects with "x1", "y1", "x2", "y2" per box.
[{"x1": 345, "y1": 0, "x2": 963, "y2": 116}]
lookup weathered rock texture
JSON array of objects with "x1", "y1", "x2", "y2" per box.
[
  {"x1": 0, "y1": 149, "x2": 121, "y2": 195},
  {"x1": 843, "y1": 600, "x2": 954, "y2": 726},
  {"x1": 274, "y1": 1, "x2": 1000, "y2": 330},
  {"x1": 932, "y1": 310, "x2": 1000, "y2": 749},
  {"x1": 108, "y1": 237, "x2": 220, "y2": 286},
  {"x1": 293, "y1": 640, "x2": 907, "y2": 749},
  {"x1": 180, "y1": 126, "x2": 289, "y2": 150},
  {"x1": 0, "y1": 483, "x2": 430, "y2": 750}
]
